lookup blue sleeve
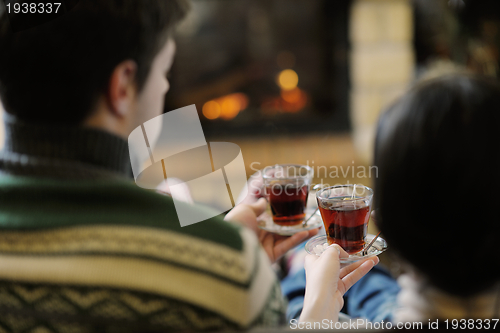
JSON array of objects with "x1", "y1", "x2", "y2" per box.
[{"x1": 281, "y1": 263, "x2": 400, "y2": 323}]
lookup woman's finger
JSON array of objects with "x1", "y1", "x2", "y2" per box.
[
  {"x1": 339, "y1": 256, "x2": 379, "y2": 279},
  {"x1": 334, "y1": 244, "x2": 350, "y2": 259},
  {"x1": 304, "y1": 253, "x2": 319, "y2": 271},
  {"x1": 339, "y1": 259, "x2": 376, "y2": 295}
]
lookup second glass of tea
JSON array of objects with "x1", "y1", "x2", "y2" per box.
[
  {"x1": 263, "y1": 164, "x2": 313, "y2": 226},
  {"x1": 316, "y1": 184, "x2": 373, "y2": 254}
]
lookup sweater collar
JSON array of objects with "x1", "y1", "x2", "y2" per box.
[{"x1": 0, "y1": 113, "x2": 132, "y2": 179}]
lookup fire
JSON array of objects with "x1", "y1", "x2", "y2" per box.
[
  {"x1": 259, "y1": 69, "x2": 307, "y2": 114},
  {"x1": 202, "y1": 93, "x2": 249, "y2": 120},
  {"x1": 261, "y1": 87, "x2": 308, "y2": 114},
  {"x1": 281, "y1": 87, "x2": 302, "y2": 103},
  {"x1": 277, "y1": 69, "x2": 299, "y2": 90},
  {"x1": 202, "y1": 101, "x2": 221, "y2": 120}
]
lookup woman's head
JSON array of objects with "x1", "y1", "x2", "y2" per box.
[{"x1": 374, "y1": 74, "x2": 500, "y2": 296}]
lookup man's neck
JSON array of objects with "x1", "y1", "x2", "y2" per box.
[
  {"x1": 0, "y1": 115, "x2": 132, "y2": 179},
  {"x1": 83, "y1": 101, "x2": 133, "y2": 140}
]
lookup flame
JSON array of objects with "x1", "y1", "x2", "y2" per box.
[
  {"x1": 261, "y1": 87, "x2": 308, "y2": 114},
  {"x1": 202, "y1": 101, "x2": 221, "y2": 120},
  {"x1": 277, "y1": 69, "x2": 299, "y2": 90},
  {"x1": 281, "y1": 87, "x2": 302, "y2": 103},
  {"x1": 202, "y1": 93, "x2": 249, "y2": 120}
]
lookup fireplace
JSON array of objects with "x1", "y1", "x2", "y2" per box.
[{"x1": 163, "y1": 0, "x2": 351, "y2": 138}]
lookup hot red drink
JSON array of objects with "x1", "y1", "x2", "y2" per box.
[
  {"x1": 318, "y1": 198, "x2": 370, "y2": 254},
  {"x1": 266, "y1": 184, "x2": 309, "y2": 226}
]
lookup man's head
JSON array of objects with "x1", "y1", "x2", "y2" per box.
[
  {"x1": 0, "y1": 0, "x2": 188, "y2": 136},
  {"x1": 374, "y1": 74, "x2": 500, "y2": 296}
]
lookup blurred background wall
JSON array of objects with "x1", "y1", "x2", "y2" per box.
[
  {"x1": 0, "y1": 100, "x2": 4, "y2": 150},
  {"x1": 350, "y1": 0, "x2": 414, "y2": 164}
]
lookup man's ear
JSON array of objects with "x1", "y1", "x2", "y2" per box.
[{"x1": 107, "y1": 60, "x2": 138, "y2": 117}]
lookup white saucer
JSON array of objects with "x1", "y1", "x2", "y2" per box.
[
  {"x1": 257, "y1": 208, "x2": 323, "y2": 236},
  {"x1": 305, "y1": 234, "x2": 388, "y2": 264}
]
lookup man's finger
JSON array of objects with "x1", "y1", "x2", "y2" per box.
[
  {"x1": 371, "y1": 210, "x2": 379, "y2": 227},
  {"x1": 306, "y1": 228, "x2": 320, "y2": 239},
  {"x1": 272, "y1": 231, "x2": 310, "y2": 260},
  {"x1": 260, "y1": 233, "x2": 274, "y2": 258},
  {"x1": 238, "y1": 173, "x2": 265, "y2": 205},
  {"x1": 248, "y1": 197, "x2": 267, "y2": 216}
]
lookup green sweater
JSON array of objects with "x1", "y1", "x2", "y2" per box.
[{"x1": 0, "y1": 119, "x2": 286, "y2": 332}]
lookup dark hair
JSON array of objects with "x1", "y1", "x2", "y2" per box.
[
  {"x1": 0, "y1": 0, "x2": 189, "y2": 124},
  {"x1": 374, "y1": 74, "x2": 500, "y2": 297}
]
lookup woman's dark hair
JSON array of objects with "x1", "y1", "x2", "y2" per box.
[
  {"x1": 374, "y1": 74, "x2": 500, "y2": 297},
  {"x1": 0, "y1": 0, "x2": 189, "y2": 124}
]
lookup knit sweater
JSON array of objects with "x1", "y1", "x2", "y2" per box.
[{"x1": 0, "y1": 118, "x2": 286, "y2": 333}]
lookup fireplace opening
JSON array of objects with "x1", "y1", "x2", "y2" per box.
[{"x1": 163, "y1": 0, "x2": 351, "y2": 138}]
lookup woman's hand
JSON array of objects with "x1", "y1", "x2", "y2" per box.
[
  {"x1": 300, "y1": 245, "x2": 379, "y2": 323},
  {"x1": 224, "y1": 198, "x2": 319, "y2": 264}
]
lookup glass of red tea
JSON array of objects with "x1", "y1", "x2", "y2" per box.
[
  {"x1": 263, "y1": 164, "x2": 313, "y2": 226},
  {"x1": 316, "y1": 184, "x2": 373, "y2": 254}
]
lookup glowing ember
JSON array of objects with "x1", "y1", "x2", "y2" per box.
[
  {"x1": 202, "y1": 101, "x2": 221, "y2": 120},
  {"x1": 261, "y1": 87, "x2": 308, "y2": 114},
  {"x1": 202, "y1": 93, "x2": 249, "y2": 120},
  {"x1": 277, "y1": 69, "x2": 299, "y2": 91}
]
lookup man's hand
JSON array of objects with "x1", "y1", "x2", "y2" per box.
[
  {"x1": 258, "y1": 227, "x2": 318, "y2": 264},
  {"x1": 224, "y1": 198, "x2": 319, "y2": 264},
  {"x1": 300, "y1": 245, "x2": 379, "y2": 323},
  {"x1": 236, "y1": 171, "x2": 265, "y2": 205},
  {"x1": 224, "y1": 197, "x2": 267, "y2": 234}
]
